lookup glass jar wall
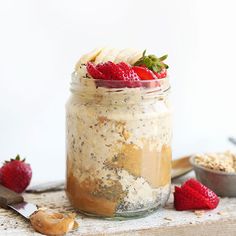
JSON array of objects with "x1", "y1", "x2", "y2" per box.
[{"x1": 66, "y1": 75, "x2": 172, "y2": 219}]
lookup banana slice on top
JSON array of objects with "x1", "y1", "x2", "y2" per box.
[
  {"x1": 75, "y1": 47, "x2": 102, "y2": 67},
  {"x1": 114, "y1": 48, "x2": 135, "y2": 64},
  {"x1": 128, "y1": 50, "x2": 143, "y2": 65},
  {"x1": 94, "y1": 47, "x2": 119, "y2": 64},
  {"x1": 75, "y1": 47, "x2": 103, "y2": 77},
  {"x1": 75, "y1": 47, "x2": 144, "y2": 78},
  {"x1": 78, "y1": 47, "x2": 103, "y2": 64},
  {"x1": 100, "y1": 48, "x2": 120, "y2": 63}
]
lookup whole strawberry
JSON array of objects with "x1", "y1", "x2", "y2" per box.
[{"x1": 0, "y1": 155, "x2": 32, "y2": 193}]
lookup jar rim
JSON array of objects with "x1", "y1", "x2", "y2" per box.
[{"x1": 71, "y1": 72, "x2": 170, "y2": 94}]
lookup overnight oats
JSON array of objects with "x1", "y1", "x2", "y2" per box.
[{"x1": 66, "y1": 48, "x2": 172, "y2": 219}]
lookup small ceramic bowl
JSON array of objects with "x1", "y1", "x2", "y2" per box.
[{"x1": 190, "y1": 155, "x2": 236, "y2": 197}]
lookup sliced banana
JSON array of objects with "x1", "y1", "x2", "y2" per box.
[
  {"x1": 79, "y1": 47, "x2": 103, "y2": 64},
  {"x1": 75, "y1": 47, "x2": 103, "y2": 71},
  {"x1": 101, "y1": 48, "x2": 120, "y2": 63},
  {"x1": 128, "y1": 50, "x2": 143, "y2": 65},
  {"x1": 94, "y1": 47, "x2": 114, "y2": 64},
  {"x1": 114, "y1": 48, "x2": 132, "y2": 63},
  {"x1": 76, "y1": 64, "x2": 88, "y2": 78},
  {"x1": 75, "y1": 47, "x2": 145, "y2": 78}
]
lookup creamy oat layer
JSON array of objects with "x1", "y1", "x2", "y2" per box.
[
  {"x1": 66, "y1": 48, "x2": 172, "y2": 217},
  {"x1": 195, "y1": 151, "x2": 236, "y2": 173}
]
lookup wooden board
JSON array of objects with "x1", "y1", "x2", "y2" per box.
[{"x1": 1, "y1": 175, "x2": 236, "y2": 235}]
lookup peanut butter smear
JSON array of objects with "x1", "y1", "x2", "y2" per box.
[
  {"x1": 109, "y1": 143, "x2": 171, "y2": 188},
  {"x1": 30, "y1": 210, "x2": 78, "y2": 236},
  {"x1": 66, "y1": 175, "x2": 120, "y2": 217},
  {"x1": 66, "y1": 144, "x2": 171, "y2": 217}
]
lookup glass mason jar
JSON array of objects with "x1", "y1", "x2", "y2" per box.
[{"x1": 66, "y1": 74, "x2": 172, "y2": 219}]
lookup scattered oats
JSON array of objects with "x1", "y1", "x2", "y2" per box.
[
  {"x1": 194, "y1": 210, "x2": 205, "y2": 217},
  {"x1": 217, "y1": 211, "x2": 226, "y2": 215},
  {"x1": 38, "y1": 207, "x2": 48, "y2": 211},
  {"x1": 164, "y1": 203, "x2": 173, "y2": 209}
]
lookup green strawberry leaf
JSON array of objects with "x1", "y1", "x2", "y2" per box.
[
  {"x1": 133, "y1": 51, "x2": 169, "y2": 72},
  {"x1": 159, "y1": 54, "x2": 168, "y2": 61},
  {"x1": 142, "y1": 49, "x2": 146, "y2": 57}
]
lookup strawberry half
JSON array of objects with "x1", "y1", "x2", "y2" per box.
[
  {"x1": 174, "y1": 178, "x2": 219, "y2": 211},
  {"x1": 132, "y1": 66, "x2": 156, "y2": 80},
  {"x1": 0, "y1": 155, "x2": 32, "y2": 193},
  {"x1": 174, "y1": 186, "x2": 206, "y2": 211}
]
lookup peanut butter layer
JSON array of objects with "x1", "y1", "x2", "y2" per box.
[
  {"x1": 109, "y1": 143, "x2": 171, "y2": 188},
  {"x1": 66, "y1": 175, "x2": 122, "y2": 217}
]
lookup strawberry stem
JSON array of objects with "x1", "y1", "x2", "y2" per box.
[{"x1": 134, "y1": 50, "x2": 169, "y2": 73}]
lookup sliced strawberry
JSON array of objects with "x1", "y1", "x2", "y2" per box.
[
  {"x1": 183, "y1": 179, "x2": 219, "y2": 209},
  {"x1": 132, "y1": 66, "x2": 156, "y2": 80},
  {"x1": 154, "y1": 69, "x2": 167, "y2": 79},
  {"x1": 86, "y1": 62, "x2": 106, "y2": 79},
  {"x1": 96, "y1": 61, "x2": 124, "y2": 80},
  {"x1": 132, "y1": 65, "x2": 160, "y2": 88},
  {"x1": 181, "y1": 185, "x2": 209, "y2": 209},
  {"x1": 117, "y1": 62, "x2": 141, "y2": 88},
  {"x1": 118, "y1": 62, "x2": 140, "y2": 78},
  {"x1": 117, "y1": 62, "x2": 136, "y2": 79},
  {"x1": 174, "y1": 186, "x2": 201, "y2": 211},
  {"x1": 92, "y1": 62, "x2": 141, "y2": 88},
  {"x1": 174, "y1": 179, "x2": 220, "y2": 211}
]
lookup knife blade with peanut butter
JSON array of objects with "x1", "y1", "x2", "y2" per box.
[{"x1": 0, "y1": 184, "x2": 78, "y2": 235}]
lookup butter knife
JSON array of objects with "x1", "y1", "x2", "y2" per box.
[
  {"x1": 229, "y1": 137, "x2": 236, "y2": 145},
  {"x1": 0, "y1": 184, "x2": 38, "y2": 218}
]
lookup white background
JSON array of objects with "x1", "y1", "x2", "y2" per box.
[{"x1": 0, "y1": 0, "x2": 236, "y2": 182}]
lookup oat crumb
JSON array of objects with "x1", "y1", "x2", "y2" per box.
[
  {"x1": 194, "y1": 210, "x2": 205, "y2": 217},
  {"x1": 164, "y1": 217, "x2": 173, "y2": 221},
  {"x1": 217, "y1": 211, "x2": 226, "y2": 215}
]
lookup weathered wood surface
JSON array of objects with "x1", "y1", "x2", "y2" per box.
[{"x1": 1, "y1": 175, "x2": 236, "y2": 236}]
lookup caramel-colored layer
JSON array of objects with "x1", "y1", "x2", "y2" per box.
[
  {"x1": 66, "y1": 175, "x2": 120, "y2": 217},
  {"x1": 109, "y1": 143, "x2": 171, "y2": 188}
]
